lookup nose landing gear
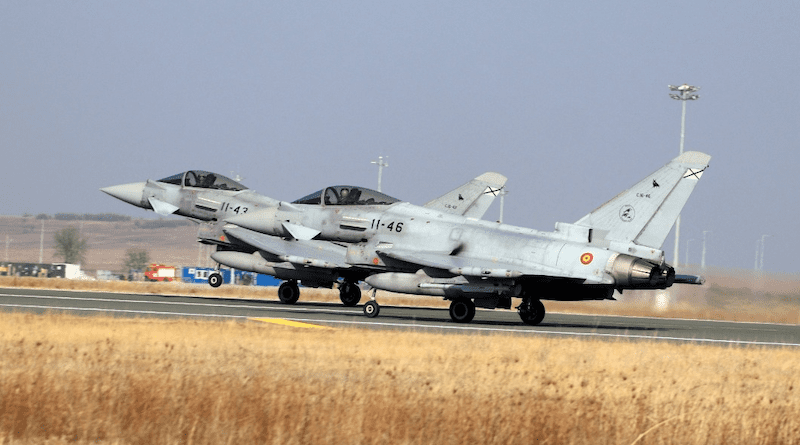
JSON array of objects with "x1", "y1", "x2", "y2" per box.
[{"x1": 363, "y1": 288, "x2": 380, "y2": 318}]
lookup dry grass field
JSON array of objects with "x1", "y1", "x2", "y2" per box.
[
  {"x1": 2, "y1": 214, "x2": 800, "y2": 443},
  {"x1": 0, "y1": 311, "x2": 799, "y2": 445}
]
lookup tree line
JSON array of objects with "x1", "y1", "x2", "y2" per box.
[
  {"x1": 33, "y1": 213, "x2": 132, "y2": 221},
  {"x1": 52, "y1": 226, "x2": 150, "y2": 271}
]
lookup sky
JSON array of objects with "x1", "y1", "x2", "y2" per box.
[{"x1": 1, "y1": 1, "x2": 799, "y2": 274}]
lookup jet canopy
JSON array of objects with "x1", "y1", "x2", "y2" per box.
[
  {"x1": 292, "y1": 186, "x2": 400, "y2": 206},
  {"x1": 158, "y1": 171, "x2": 248, "y2": 191}
]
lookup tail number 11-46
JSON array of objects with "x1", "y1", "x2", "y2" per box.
[{"x1": 371, "y1": 220, "x2": 403, "y2": 232}]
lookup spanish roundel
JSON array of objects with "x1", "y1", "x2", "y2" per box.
[{"x1": 580, "y1": 253, "x2": 593, "y2": 265}]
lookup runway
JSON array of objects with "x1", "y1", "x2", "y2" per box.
[{"x1": 1, "y1": 287, "x2": 798, "y2": 347}]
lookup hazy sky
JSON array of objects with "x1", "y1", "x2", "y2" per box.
[{"x1": 2, "y1": 2, "x2": 798, "y2": 274}]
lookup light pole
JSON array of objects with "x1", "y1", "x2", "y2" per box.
[
  {"x1": 685, "y1": 238, "x2": 694, "y2": 266},
  {"x1": 701, "y1": 230, "x2": 711, "y2": 269},
  {"x1": 370, "y1": 156, "x2": 388, "y2": 192},
  {"x1": 759, "y1": 234, "x2": 771, "y2": 271},
  {"x1": 39, "y1": 220, "x2": 44, "y2": 264},
  {"x1": 754, "y1": 238, "x2": 761, "y2": 271},
  {"x1": 4, "y1": 235, "x2": 10, "y2": 262},
  {"x1": 498, "y1": 189, "x2": 509, "y2": 223},
  {"x1": 668, "y1": 84, "x2": 700, "y2": 267}
]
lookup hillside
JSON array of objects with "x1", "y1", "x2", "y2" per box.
[{"x1": 0, "y1": 215, "x2": 204, "y2": 273}]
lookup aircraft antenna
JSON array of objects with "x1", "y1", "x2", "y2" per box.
[
  {"x1": 370, "y1": 156, "x2": 388, "y2": 192},
  {"x1": 668, "y1": 83, "x2": 700, "y2": 267}
]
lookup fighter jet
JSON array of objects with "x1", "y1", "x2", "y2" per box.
[
  {"x1": 101, "y1": 170, "x2": 508, "y2": 306},
  {"x1": 221, "y1": 151, "x2": 710, "y2": 325}
]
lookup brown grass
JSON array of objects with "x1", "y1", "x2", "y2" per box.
[{"x1": 0, "y1": 312, "x2": 799, "y2": 444}]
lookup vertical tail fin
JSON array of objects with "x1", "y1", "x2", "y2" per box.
[
  {"x1": 424, "y1": 172, "x2": 507, "y2": 219},
  {"x1": 575, "y1": 151, "x2": 711, "y2": 248}
]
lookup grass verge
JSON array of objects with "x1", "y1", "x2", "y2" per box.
[{"x1": 1, "y1": 311, "x2": 799, "y2": 444}]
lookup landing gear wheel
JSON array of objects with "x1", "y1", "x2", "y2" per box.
[
  {"x1": 449, "y1": 298, "x2": 476, "y2": 323},
  {"x1": 278, "y1": 281, "x2": 300, "y2": 304},
  {"x1": 518, "y1": 298, "x2": 545, "y2": 325},
  {"x1": 208, "y1": 273, "x2": 223, "y2": 288},
  {"x1": 339, "y1": 282, "x2": 362, "y2": 307},
  {"x1": 364, "y1": 300, "x2": 380, "y2": 318}
]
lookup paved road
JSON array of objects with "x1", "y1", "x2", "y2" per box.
[{"x1": 1, "y1": 287, "x2": 798, "y2": 347}]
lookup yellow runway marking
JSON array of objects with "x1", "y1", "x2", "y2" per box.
[{"x1": 250, "y1": 318, "x2": 333, "y2": 329}]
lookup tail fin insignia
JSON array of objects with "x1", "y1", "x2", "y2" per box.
[{"x1": 683, "y1": 167, "x2": 707, "y2": 180}]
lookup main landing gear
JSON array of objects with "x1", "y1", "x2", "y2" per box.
[
  {"x1": 449, "y1": 298, "x2": 476, "y2": 323},
  {"x1": 518, "y1": 297, "x2": 545, "y2": 326},
  {"x1": 278, "y1": 280, "x2": 300, "y2": 304},
  {"x1": 339, "y1": 281, "x2": 362, "y2": 307},
  {"x1": 358, "y1": 293, "x2": 546, "y2": 326}
]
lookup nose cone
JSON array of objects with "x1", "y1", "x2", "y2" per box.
[{"x1": 100, "y1": 182, "x2": 147, "y2": 208}]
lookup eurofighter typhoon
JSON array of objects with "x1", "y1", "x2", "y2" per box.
[
  {"x1": 100, "y1": 169, "x2": 507, "y2": 307},
  {"x1": 102, "y1": 151, "x2": 710, "y2": 325}
]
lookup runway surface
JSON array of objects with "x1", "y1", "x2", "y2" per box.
[{"x1": 1, "y1": 287, "x2": 798, "y2": 347}]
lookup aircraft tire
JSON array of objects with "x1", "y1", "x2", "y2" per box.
[
  {"x1": 364, "y1": 300, "x2": 380, "y2": 318},
  {"x1": 449, "y1": 298, "x2": 476, "y2": 323},
  {"x1": 518, "y1": 298, "x2": 545, "y2": 325},
  {"x1": 278, "y1": 281, "x2": 300, "y2": 304},
  {"x1": 208, "y1": 273, "x2": 223, "y2": 288},
  {"x1": 339, "y1": 282, "x2": 361, "y2": 307}
]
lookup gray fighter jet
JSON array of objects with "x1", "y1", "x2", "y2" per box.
[
  {"x1": 101, "y1": 170, "x2": 508, "y2": 307},
  {"x1": 102, "y1": 151, "x2": 709, "y2": 325},
  {"x1": 219, "y1": 151, "x2": 710, "y2": 324}
]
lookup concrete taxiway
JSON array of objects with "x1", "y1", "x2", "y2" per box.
[{"x1": 1, "y1": 287, "x2": 798, "y2": 347}]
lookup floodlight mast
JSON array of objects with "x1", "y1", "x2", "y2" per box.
[
  {"x1": 668, "y1": 84, "x2": 700, "y2": 268},
  {"x1": 760, "y1": 234, "x2": 771, "y2": 271},
  {"x1": 370, "y1": 156, "x2": 388, "y2": 192},
  {"x1": 754, "y1": 235, "x2": 771, "y2": 272},
  {"x1": 701, "y1": 230, "x2": 711, "y2": 269},
  {"x1": 498, "y1": 189, "x2": 509, "y2": 223}
]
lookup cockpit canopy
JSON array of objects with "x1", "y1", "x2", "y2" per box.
[
  {"x1": 158, "y1": 171, "x2": 248, "y2": 191},
  {"x1": 292, "y1": 186, "x2": 400, "y2": 206}
]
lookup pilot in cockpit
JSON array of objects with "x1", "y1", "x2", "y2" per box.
[
  {"x1": 200, "y1": 173, "x2": 216, "y2": 188},
  {"x1": 339, "y1": 187, "x2": 361, "y2": 205}
]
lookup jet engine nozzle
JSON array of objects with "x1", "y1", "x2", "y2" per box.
[{"x1": 610, "y1": 254, "x2": 674, "y2": 289}]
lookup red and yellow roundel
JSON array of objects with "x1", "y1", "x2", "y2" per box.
[
  {"x1": 372, "y1": 257, "x2": 380, "y2": 265},
  {"x1": 580, "y1": 253, "x2": 594, "y2": 265}
]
